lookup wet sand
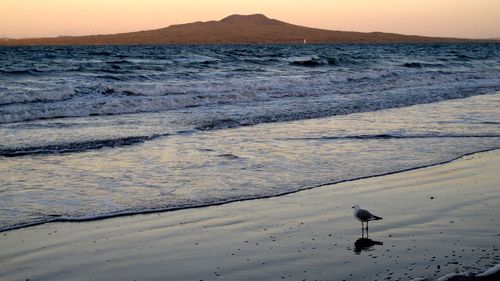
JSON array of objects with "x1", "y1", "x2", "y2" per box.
[{"x1": 1, "y1": 150, "x2": 499, "y2": 281}]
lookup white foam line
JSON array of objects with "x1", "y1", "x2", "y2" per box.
[{"x1": 477, "y1": 263, "x2": 500, "y2": 277}]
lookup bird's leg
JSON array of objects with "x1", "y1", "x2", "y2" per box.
[
  {"x1": 366, "y1": 221, "x2": 369, "y2": 231},
  {"x1": 361, "y1": 222, "x2": 364, "y2": 232}
]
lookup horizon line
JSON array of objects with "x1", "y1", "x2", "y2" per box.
[{"x1": 1, "y1": 14, "x2": 498, "y2": 41}]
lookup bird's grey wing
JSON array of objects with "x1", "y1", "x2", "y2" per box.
[{"x1": 356, "y1": 209, "x2": 374, "y2": 221}]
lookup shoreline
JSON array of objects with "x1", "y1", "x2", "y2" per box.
[
  {"x1": 1, "y1": 149, "x2": 499, "y2": 280},
  {"x1": 2, "y1": 146, "x2": 499, "y2": 234}
]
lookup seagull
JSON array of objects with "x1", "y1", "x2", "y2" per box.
[{"x1": 352, "y1": 205, "x2": 383, "y2": 231}]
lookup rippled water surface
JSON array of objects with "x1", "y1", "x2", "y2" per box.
[{"x1": 0, "y1": 44, "x2": 499, "y2": 231}]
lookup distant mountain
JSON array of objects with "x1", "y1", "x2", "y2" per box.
[{"x1": 0, "y1": 14, "x2": 481, "y2": 46}]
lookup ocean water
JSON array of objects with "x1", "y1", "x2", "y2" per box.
[{"x1": 0, "y1": 43, "x2": 499, "y2": 231}]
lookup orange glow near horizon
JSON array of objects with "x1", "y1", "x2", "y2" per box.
[{"x1": 1, "y1": 0, "x2": 499, "y2": 39}]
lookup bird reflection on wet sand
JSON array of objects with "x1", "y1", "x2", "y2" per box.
[{"x1": 354, "y1": 230, "x2": 383, "y2": 254}]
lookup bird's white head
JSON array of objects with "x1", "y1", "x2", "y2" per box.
[{"x1": 352, "y1": 205, "x2": 360, "y2": 209}]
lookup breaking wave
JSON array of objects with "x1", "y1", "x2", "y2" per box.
[
  {"x1": 1, "y1": 69, "x2": 499, "y2": 124},
  {"x1": 0, "y1": 134, "x2": 168, "y2": 157}
]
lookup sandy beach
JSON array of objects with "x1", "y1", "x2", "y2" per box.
[{"x1": 1, "y1": 149, "x2": 499, "y2": 281}]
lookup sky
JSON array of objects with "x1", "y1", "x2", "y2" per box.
[{"x1": 1, "y1": 0, "x2": 499, "y2": 39}]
